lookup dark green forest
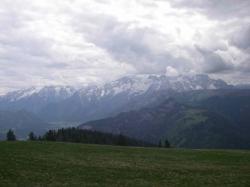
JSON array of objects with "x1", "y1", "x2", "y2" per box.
[{"x1": 26, "y1": 128, "x2": 167, "y2": 147}]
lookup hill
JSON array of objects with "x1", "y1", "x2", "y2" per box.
[
  {"x1": 80, "y1": 99, "x2": 246, "y2": 149},
  {"x1": 0, "y1": 141, "x2": 249, "y2": 186},
  {"x1": 175, "y1": 89, "x2": 250, "y2": 146}
]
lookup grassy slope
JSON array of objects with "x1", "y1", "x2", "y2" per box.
[{"x1": 0, "y1": 142, "x2": 250, "y2": 187}]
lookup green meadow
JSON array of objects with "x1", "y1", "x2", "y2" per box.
[{"x1": 0, "y1": 141, "x2": 250, "y2": 187}]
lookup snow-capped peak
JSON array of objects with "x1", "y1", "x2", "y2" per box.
[
  {"x1": 107, "y1": 74, "x2": 229, "y2": 94},
  {"x1": 0, "y1": 74, "x2": 230, "y2": 103},
  {"x1": 1, "y1": 86, "x2": 77, "y2": 102},
  {"x1": 76, "y1": 74, "x2": 230, "y2": 101}
]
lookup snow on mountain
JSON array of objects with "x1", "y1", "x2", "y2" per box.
[
  {"x1": 5, "y1": 87, "x2": 43, "y2": 102},
  {"x1": 0, "y1": 86, "x2": 77, "y2": 102},
  {"x1": 0, "y1": 74, "x2": 229, "y2": 103},
  {"x1": 0, "y1": 74, "x2": 231, "y2": 123},
  {"x1": 76, "y1": 74, "x2": 230, "y2": 100}
]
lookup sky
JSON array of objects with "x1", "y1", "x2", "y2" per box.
[{"x1": 0, "y1": 0, "x2": 250, "y2": 94}]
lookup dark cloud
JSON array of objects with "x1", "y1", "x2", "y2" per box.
[
  {"x1": 231, "y1": 26, "x2": 250, "y2": 50},
  {"x1": 238, "y1": 58, "x2": 250, "y2": 73},
  {"x1": 169, "y1": 0, "x2": 250, "y2": 20},
  {"x1": 195, "y1": 46, "x2": 234, "y2": 73}
]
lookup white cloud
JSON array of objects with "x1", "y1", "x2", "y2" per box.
[
  {"x1": 165, "y1": 66, "x2": 179, "y2": 77},
  {"x1": 0, "y1": 0, "x2": 250, "y2": 93}
]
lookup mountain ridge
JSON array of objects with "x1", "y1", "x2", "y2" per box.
[{"x1": 0, "y1": 74, "x2": 232, "y2": 123}]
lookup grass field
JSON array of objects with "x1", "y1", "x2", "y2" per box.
[{"x1": 0, "y1": 142, "x2": 250, "y2": 187}]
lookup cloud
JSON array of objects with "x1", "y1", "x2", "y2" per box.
[
  {"x1": 0, "y1": 0, "x2": 136, "y2": 92},
  {"x1": 165, "y1": 66, "x2": 179, "y2": 77},
  {"x1": 231, "y1": 26, "x2": 250, "y2": 50},
  {"x1": 0, "y1": 0, "x2": 250, "y2": 93},
  {"x1": 195, "y1": 46, "x2": 234, "y2": 74},
  {"x1": 169, "y1": 0, "x2": 250, "y2": 20}
]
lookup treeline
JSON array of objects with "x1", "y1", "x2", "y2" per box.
[
  {"x1": 5, "y1": 128, "x2": 171, "y2": 148},
  {"x1": 30, "y1": 128, "x2": 157, "y2": 147}
]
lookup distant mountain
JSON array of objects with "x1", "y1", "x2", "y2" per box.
[
  {"x1": 0, "y1": 86, "x2": 77, "y2": 113},
  {"x1": 75, "y1": 74, "x2": 230, "y2": 101},
  {"x1": 0, "y1": 110, "x2": 50, "y2": 140},
  {"x1": 79, "y1": 98, "x2": 248, "y2": 149},
  {"x1": 1, "y1": 74, "x2": 249, "y2": 149},
  {"x1": 30, "y1": 74, "x2": 231, "y2": 122},
  {"x1": 0, "y1": 86, "x2": 76, "y2": 102},
  {"x1": 0, "y1": 74, "x2": 232, "y2": 124}
]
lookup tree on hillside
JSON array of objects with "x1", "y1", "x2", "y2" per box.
[
  {"x1": 6, "y1": 129, "x2": 16, "y2": 141},
  {"x1": 40, "y1": 127, "x2": 155, "y2": 147},
  {"x1": 164, "y1": 139, "x2": 170, "y2": 148},
  {"x1": 44, "y1": 130, "x2": 56, "y2": 141},
  {"x1": 117, "y1": 134, "x2": 128, "y2": 146},
  {"x1": 158, "y1": 140, "x2": 162, "y2": 148},
  {"x1": 28, "y1": 132, "x2": 37, "y2": 141}
]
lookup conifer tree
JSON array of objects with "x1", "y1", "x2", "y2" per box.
[
  {"x1": 6, "y1": 129, "x2": 16, "y2": 141},
  {"x1": 164, "y1": 139, "x2": 170, "y2": 148},
  {"x1": 158, "y1": 140, "x2": 162, "y2": 147},
  {"x1": 117, "y1": 134, "x2": 127, "y2": 146},
  {"x1": 28, "y1": 132, "x2": 37, "y2": 141}
]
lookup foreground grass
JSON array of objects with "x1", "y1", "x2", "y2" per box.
[{"x1": 0, "y1": 142, "x2": 250, "y2": 187}]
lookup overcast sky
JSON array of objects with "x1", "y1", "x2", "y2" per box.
[{"x1": 0, "y1": 0, "x2": 250, "y2": 94}]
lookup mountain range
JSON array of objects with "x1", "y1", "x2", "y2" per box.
[
  {"x1": 0, "y1": 74, "x2": 231, "y2": 123},
  {"x1": 1, "y1": 73, "x2": 249, "y2": 149}
]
